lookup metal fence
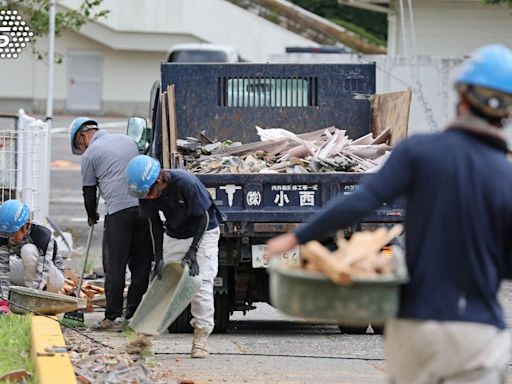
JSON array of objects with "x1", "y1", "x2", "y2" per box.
[{"x1": 0, "y1": 111, "x2": 49, "y2": 223}]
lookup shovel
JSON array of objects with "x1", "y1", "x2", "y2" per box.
[
  {"x1": 129, "y1": 262, "x2": 201, "y2": 336},
  {"x1": 63, "y1": 222, "x2": 95, "y2": 324}
]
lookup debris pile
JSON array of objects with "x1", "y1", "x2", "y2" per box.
[
  {"x1": 64, "y1": 330, "x2": 176, "y2": 384},
  {"x1": 178, "y1": 126, "x2": 392, "y2": 174},
  {"x1": 293, "y1": 224, "x2": 403, "y2": 285},
  {"x1": 60, "y1": 278, "x2": 105, "y2": 312}
]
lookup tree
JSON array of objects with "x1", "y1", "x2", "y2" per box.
[
  {"x1": 1, "y1": 0, "x2": 109, "y2": 61},
  {"x1": 482, "y1": 0, "x2": 512, "y2": 5},
  {"x1": 289, "y1": 0, "x2": 388, "y2": 42}
]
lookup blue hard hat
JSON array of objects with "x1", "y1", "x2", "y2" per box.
[
  {"x1": 69, "y1": 117, "x2": 97, "y2": 155},
  {"x1": 456, "y1": 44, "x2": 512, "y2": 95},
  {"x1": 126, "y1": 155, "x2": 161, "y2": 198},
  {"x1": 0, "y1": 200, "x2": 30, "y2": 237}
]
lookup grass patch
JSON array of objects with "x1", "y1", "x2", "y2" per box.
[{"x1": 0, "y1": 314, "x2": 35, "y2": 382}]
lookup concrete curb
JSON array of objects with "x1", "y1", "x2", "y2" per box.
[{"x1": 31, "y1": 316, "x2": 77, "y2": 384}]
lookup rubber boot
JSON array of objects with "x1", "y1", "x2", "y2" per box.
[{"x1": 191, "y1": 324, "x2": 213, "y2": 358}]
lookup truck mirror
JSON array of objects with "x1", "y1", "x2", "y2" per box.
[{"x1": 127, "y1": 116, "x2": 150, "y2": 153}]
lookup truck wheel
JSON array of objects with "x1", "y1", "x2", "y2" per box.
[
  {"x1": 213, "y1": 292, "x2": 230, "y2": 333},
  {"x1": 168, "y1": 305, "x2": 193, "y2": 333}
]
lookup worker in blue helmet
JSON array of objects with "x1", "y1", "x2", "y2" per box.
[
  {"x1": 69, "y1": 117, "x2": 152, "y2": 331},
  {"x1": 267, "y1": 44, "x2": 512, "y2": 383},
  {"x1": 0, "y1": 200, "x2": 65, "y2": 314},
  {"x1": 126, "y1": 155, "x2": 221, "y2": 358}
]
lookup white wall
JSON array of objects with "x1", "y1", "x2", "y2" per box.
[
  {"x1": 0, "y1": 29, "x2": 165, "y2": 115},
  {"x1": 270, "y1": 53, "x2": 465, "y2": 135},
  {"x1": 390, "y1": 0, "x2": 512, "y2": 56},
  {"x1": 60, "y1": 0, "x2": 317, "y2": 61}
]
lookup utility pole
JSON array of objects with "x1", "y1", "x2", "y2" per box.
[{"x1": 43, "y1": 0, "x2": 56, "y2": 222}]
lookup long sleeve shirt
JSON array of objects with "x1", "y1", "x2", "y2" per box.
[{"x1": 296, "y1": 117, "x2": 512, "y2": 329}]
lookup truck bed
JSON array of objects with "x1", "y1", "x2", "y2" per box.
[{"x1": 198, "y1": 172, "x2": 403, "y2": 225}]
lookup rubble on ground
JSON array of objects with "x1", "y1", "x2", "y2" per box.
[
  {"x1": 178, "y1": 126, "x2": 392, "y2": 174},
  {"x1": 64, "y1": 329, "x2": 178, "y2": 384}
]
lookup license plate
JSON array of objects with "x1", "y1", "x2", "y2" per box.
[{"x1": 251, "y1": 244, "x2": 300, "y2": 268}]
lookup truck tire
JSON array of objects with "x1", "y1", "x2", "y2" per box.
[
  {"x1": 213, "y1": 292, "x2": 230, "y2": 333},
  {"x1": 168, "y1": 294, "x2": 232, "y2": 334},
  {"x1": 168, "y1": 305, "x2": 193, "y2": 333}
]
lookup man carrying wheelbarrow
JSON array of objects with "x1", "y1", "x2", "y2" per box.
[{"x1": 267, "y1": 44, "x2": 512, "y2": 384}]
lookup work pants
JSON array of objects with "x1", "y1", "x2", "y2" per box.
[
  {"x1": 385, "y1": 319, "x2": 511, "y2": 384},
  {"x1": 103, "y1": 206, "x2": 152, "y2": 320},
  {"x1": 10, "y1": 244, "x2": 64, "y2": 292},
  {"x1": 9, "y1": 244, "x2": 64, "y2": 292},
  {"x1": 163, "y1": 226, "x2": 220, "y2": 327}
]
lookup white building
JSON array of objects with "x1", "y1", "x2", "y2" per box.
[
  {"x1": 340, "y1": 0, "x2": 512, "y2": 55},
  {"x1": 0, "y1": 0, "x2": 316, "y2": 116}
]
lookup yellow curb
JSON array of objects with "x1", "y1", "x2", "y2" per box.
[{"x1": 31, "y1": 316, "x2": 77, "y2": 384}]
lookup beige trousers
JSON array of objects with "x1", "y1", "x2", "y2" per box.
[
  {"x1": 385, "y1": 319, "x2": 511, "y2": 384},
  {"x1": 9, "y1": 244, "x2": 64, "y2": 292},
  {"x1": 163, "y1": 227, "x2": 220, "y2": 328}
]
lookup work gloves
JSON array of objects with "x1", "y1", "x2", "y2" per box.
[
  {"x1": 182, "y1": 246, "x2": 199, "y2": 276},
  {"x1": 87, "y1": 212, "x2": 99, "y2": 227},
  {"x1": 0, "y1": 300, "x2": 11, "y2": 315},
  {"x1": 151, "y1": 256, "x2": 164, "y2": 281}
]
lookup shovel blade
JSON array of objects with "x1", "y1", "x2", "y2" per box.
[{"x1": 129, "y1": 262, "x2": 201, "y2": 335}]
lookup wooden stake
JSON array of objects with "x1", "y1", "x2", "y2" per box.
[
  {"x1": 161, "y1": 90, "x2": 170, "y2": 169},
  {"x1": 167, "y1": 84, "x2": 178, "y2": 168}
]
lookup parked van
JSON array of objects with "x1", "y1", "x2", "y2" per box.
[{"x1": 166, "y1": 43, "x2": 240, "y2": 63}]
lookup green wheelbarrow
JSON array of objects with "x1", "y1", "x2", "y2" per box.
[
  {"x1": 268, "y1": 246, "x2": 408, "y2": 326},
  {"x1": 9, "y1": 286, "x2": 87, "y2": 315}
]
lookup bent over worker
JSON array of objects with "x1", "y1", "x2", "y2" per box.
[
  {"x1": 0, "y1": 199, "x2": 65, "y2": 315},
  {"x1": 69, "y1": 117, "x2": 152, "y2": 331},
  {"x1": 126, "y1": 155, "x2": 220, "y2": 358},
  {"x1": 267, "y1": 44, "x2": 512, "y2": 384}
]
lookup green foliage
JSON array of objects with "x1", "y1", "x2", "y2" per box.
[
  {"x1": 330, "y1": 18, "x2": 386, "y2": 47},
  {"x1": 481, "y1": 0, "x2": 512, "y2": 5},
  {"x1": 0, "y1": 314, "x2": 34, "y2": 381},
  {"x1": 289, "y1": 0, "x2": 388, "y2": 41},
  {"x1": 1, "y1": 0, "x2": 109, "y2": 62}
]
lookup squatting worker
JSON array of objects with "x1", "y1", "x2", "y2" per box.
[
  {"x1": 69, "y1": 117, "x2": 152, "y2": 331},
  {"x1": 0, "y1": 200, "x2": 65, "y2": 315},
  {"x1": 126, "y1": 155, "x2": 220, "y2": 358},
  {"x1": 266, "y1": 44, "x2": 512, "y2": 384}
]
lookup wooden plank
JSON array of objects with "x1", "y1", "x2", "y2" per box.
[
  {"x1": 371, "y1": 89, "x2": 412, "y2": 147},
  {"x1": 167, "y1": 84, "x2": 178, "y2": 168},
  {"x1": 161, "y1": 90, "x2": 170, "y2": 169},
  {"x1": 215, "y1": 126, "x2": 337, "y2": 156}
]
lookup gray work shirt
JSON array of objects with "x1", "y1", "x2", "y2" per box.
[{"x1": 81, "y1": 130, "x2": 139, "y2": 215}]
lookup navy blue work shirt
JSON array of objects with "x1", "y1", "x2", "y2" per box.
[
  {"x1": 295, "y1": 119, "x2": 512, "y2": 329},
  {"x1": 139, "y1": 169, "x2": 219, "y2": 239}
]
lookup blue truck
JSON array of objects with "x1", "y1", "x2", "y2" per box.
[{"x1": 128, "y1": 63, "x2": 405, "y2": 333}]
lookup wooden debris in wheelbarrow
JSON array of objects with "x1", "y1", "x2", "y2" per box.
[
  {"x1": 59, "y1": 278, "x2": 105, "y2": 312},
  {"x1": 296, "y1": 224, "x2": 404, "y2": 286},
  {"x1": 268, "y1": 227, "x2": 408, "y2": 325}
]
